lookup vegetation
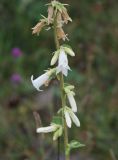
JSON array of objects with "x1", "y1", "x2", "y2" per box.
[{"x1": 0, "y1": 0, "x2": 118, "y2": 159}]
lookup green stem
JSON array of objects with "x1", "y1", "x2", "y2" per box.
[{"x1": 53, "y1": 14, "x2": 69, "y2": 160}]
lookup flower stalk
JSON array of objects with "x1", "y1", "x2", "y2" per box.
[{"x1": 53, "y1": 13, "x2": 70, "y2": 160}]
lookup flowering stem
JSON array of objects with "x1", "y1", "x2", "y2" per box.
[{"x1": 53, "y1": 14, "x2": 70, "y2": 160}]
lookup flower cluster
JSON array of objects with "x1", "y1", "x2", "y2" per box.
[
  {"x1": 31, "y1": 45, "x2": 80, "y2": 135},
  {"x1": 31, "y1": 0, "x2": 83, "y2": 156},
  {"x1": 32, "y1": 1, "x2": 72, "y2": 40}
]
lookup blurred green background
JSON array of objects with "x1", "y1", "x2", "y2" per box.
[{"x1": 0, "y1": 0, "x2": 118, "y2": 160}]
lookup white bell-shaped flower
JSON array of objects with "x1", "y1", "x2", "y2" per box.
[
  {"x1": 67, "y1": 93, "x2": 77, "y2": 112},
  {"x1": 56, "y1": 49, "x2": 70, "y2": 76},
  {"x1": 69, "y1": 111, "x2": 80, "y2": 127},
  {"x1": 36, "y1": 124, "x2": 57, "y2": 133},
  {"x1": 31, "y1": 68, "x2": 56, "y2": 91},
  {"x1": 31, "y1": 73, "x2": 49, "y2": 91},
  {"x1": 64, "y1": 110, "x2": 72, "y2": 128},
  {"x1": 64, "y1": 107, "x2": 80, "y2": 128},
  {"x1": 64, "y1": 85, "x2": 77, "y2": 112}
]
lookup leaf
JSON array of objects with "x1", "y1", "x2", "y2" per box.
[
  {"x1": 52, "y1": 116, "x2": 62, "y2": 125},
  {"x1": 70, "y1": 140, "x2": 85, "y2": 149}
]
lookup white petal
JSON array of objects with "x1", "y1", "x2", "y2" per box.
[
  {"x1": 57, "y1": 49, "x2": 70, "y2": 76},
  {"x1": 56, "y1": 65, "x2": 62, "y2": 74},
  {"x1": 36, "y1": 125, "x2": 57, "y2": 133},
  {"x1": 70, "y1": 112, "x2": 80, "y2": 127},
  {"x1": 64, "y1": 111, "x2": 72, "y2": 128},
  {"x1": 62, "y1": 67, "x2": 68, "y2": 76},
  {"x1": 58, "y1": 50, "x2": 68, "y2": 65},
  {"x1": 67, "y1": 93, "x2": 77, "y2": 112},
  {"x1": 31, "y1": 73, "x2": 49, "y2": 91}
]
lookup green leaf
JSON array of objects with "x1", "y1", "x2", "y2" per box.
[
  {"x1": 52, "y1": 116, "x2": 62, "y2": 125},
  {"x1": 70, "y1": 140, "x2": 85, "y2": 149}
]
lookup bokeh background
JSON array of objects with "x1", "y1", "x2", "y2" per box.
[{"x1": 0, "y1": 0, "x2": 118, "y2": 160}]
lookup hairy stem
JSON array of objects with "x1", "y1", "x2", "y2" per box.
[{"x1": 53, "y1": 14, "x2": 69, "y2": 160}]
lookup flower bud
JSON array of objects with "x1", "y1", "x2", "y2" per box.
[
  {"x1": 50, "y1": 50, "x2": 59, "y2": 66},
  {"x1": 32, "y1": 20, "x2": 46, "y2": 35},
  {"x1": 66, "y1": 85, "x2": 75, "y2": 90},
  {"x1": 47, "y1": 6, "x2": 54, "y2": 24},
  {"x1": 53, "y1": 127, "x2": 63, "y2": 141},
  {"x1": 63, "y1": 47, "x2": 75, "y2": 56},
  {"x1": 64, "y1": 110, "x2": 72, "y2": 128},
  {"x1": 67, "y1": 93, "x2": 77, "y2": 112},
  {"x1": 69, "y1": 111, "x2": 80, "y2": 127},
  {"x1": 57, "y1": 27, "x2": 68, "y2": 41},
  {"x1": 62, "y1": 8, "x2": 72, "y2": 24},
  {"x1": 57, "y1": 12, "x2": 63, "y2": 27},
  {"x1": 64, "y1": 107, "x2": 80, "y2": 128},
  {"x1": 36, "y1": 125, "x2": 57, "y2": 133}
]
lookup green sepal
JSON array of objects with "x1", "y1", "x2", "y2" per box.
[
  {"x1": 61, "y1": 44, "x2": 72, "y2": 49},
  {"x1": 69, "y1": 140, "x2": 85, "y2": 149},
  {"x1": 56, "y1": 74, "x2": 60, "y2": 80},
  {"x1": 53, "y1": 127, "x2": 63, "y2": 141},
  {"x1": 52, "y1": 116, "x2": 62, "y2": 125},
  {"x1": 66, "y1": 140, "x2": 85, "y2": 155}
]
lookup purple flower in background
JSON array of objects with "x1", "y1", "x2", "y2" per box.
[
  {"x1": 10, "y1": 73, "x2": 22, "y2": 84},
  {"x1": 11, "y1": 47, "x2": 22, "y2": 58}
]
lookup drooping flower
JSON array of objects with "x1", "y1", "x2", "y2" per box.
[
  {"x1": 48, "y1": 1, "x2": 72, "y2": 25},
  {"x1": 11, "y1": 48, "x2": 22, "y2": 58},
  {"x1": 37, "y1": 123, "x2": 63, "y2": 141},
  {"x1": 67, "y1": 93, "x2": 77, "y2": 112},
  {"x1": 64, "y1": 107, "x2": 80, "y2": 128},
  {"x1": 57, "y1": 12, "x2": 63, "y2": 27},
  {"x1": 57, "y1": 27, "x2": 68, "y2": 41},
  {"x1": 64, "y1": 110, "x2": 72, "y2": 128},
  {"x1": 31, "y1": 68, "x2": 56, "y2": 91},
  {"x1": 37, "y1": 125, "x2": 57, "y2": 133},
  {"x1": 64, "y1": 85, "x2": 77, "y2": 112},
  {"x1": 56, "y1": 49, "x2": 70, "y2": 76},
  {"x1": 62, "y1": 8, "x2": 72, "y2": 24},
  {"x1": 47, "y1": 5, "x2": 54, "y2": 24},
  {"x1": 69, "y1": 111, "x2": 80, "y2": 127},
  {"x1": 32, "y1": 19, "x2": 46, "y2": 35}
]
